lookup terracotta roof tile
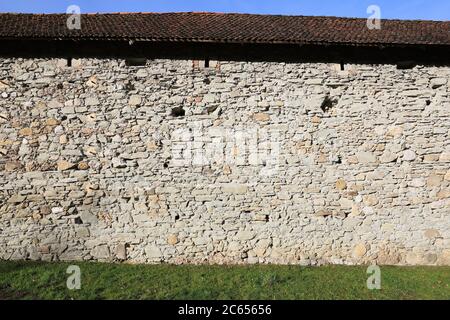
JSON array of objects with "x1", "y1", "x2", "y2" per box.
[{"x1": 0, "y1": 12, "x2": 448, "y2": 46}]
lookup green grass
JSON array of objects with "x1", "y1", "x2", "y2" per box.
[{"x1": 0, "y1": 261, "x2": 449, "y2": 300}]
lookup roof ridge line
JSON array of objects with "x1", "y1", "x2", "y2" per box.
[{"x1": 0, "y1": 11, "x2": 448, "y2": 23}]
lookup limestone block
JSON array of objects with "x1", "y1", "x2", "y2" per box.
[
  {"x1": 356, "y1": 151, "x2": 377, "y2": 164},
  {"x1": 128, "y1": 95, "x2": 142, "y2": 106},
  {"x1": 353, "y1": 243, "x2": 367, "y2": 258},
  {"x1": 222, "y1": 183, "x2": 248, "y2": 194},
  {"x1": 145, "y1": 245, "x2": 162, "y2": 258},
  {"x1": 91, "y1": 245, "x2": 110, "y2": 259},
  {"x1": 57, "y1": 160, "x2": 75, "y2": 171}
]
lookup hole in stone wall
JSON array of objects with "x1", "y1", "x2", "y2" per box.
[
  {"x1": 74, "y1": 217, "x2": 83, "y2": 224},
  {"x1": 340, "y1": 61, "x2": 345, "y2": 71},
  {"x1": 205, "y1": 59, "x2": 210, "y2": 68},
  {"x1": 60, "y1": 115, "x2": 68, "y2": 121},
  {"x1": 124, "y1": 82, "x2": 135, "y2": 92},
  {"x1": 163, "y1": 162, "x2": 169, "y2": 168},
  {"x1": 320, "y1": 96, "x2": 337, "y2": 113},
  {"x1": 67, "y1": 58, "x2": 72, "y2": 67},
  {"x1": 265, "y1": 215, "x2": 269, "y2": 222},
  {"x1": 203, "y1": 77, "x2": 211, "y2": 84},
  {"x1": 174, "y1": 214, "x2": 180, "y2": 221},
  {"x1": 426, "y1": 100, "x2": 431, "y2": 106},
  {"x1": 206, "y1": 106, "x2": 218, "y2": 114},
  {"x1": 57, "y1": 83, "x2": 64, "y2": 89},
  {"x1": 332, "y1": 156, "x2": 342, "y2": 164},
  {"x1": 171, "y1": 106, "x2": 185, "y2": 117}
]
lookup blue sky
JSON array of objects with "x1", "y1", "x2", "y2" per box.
[{"x1": 0, "y1": 0, "x2": 448, "y2": 20}]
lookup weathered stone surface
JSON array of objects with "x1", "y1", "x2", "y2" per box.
[
  {"x1": 0, "y1": 80, "x2": 9, "y2": 89},
  {"x1": 5, "y1": 161, "x2": 21, "y2": 171},
  {"x1": 236, "y1": 231, "x2": 256, "y2": 241},
  {"x1": 145, "y1": 245, "x2": 162, "y2": 258},
  {"x1": 7, "y1": 195, "x2": 26, "y2": 203},
  {"x1": 305, "y1": 78, "x2": 323, "y2": 85},
  {"x1": 115, "y1": 244, "x2": 127, "y2": 260},
  {"x1": 38, "y1": 245, "x2": 50, "y2": 254},
  {"x1": 356, "y1": 151, "x2": 377, "y2": 164},
  {"x1": 57, "y1": 160, "x2": 75, "y2": 171},
  {"x1": 380, "y1": 151, "x2": 398, "y2": 163},
  {"x1": 445, "y1": 170, "x2": 450, "y2": 181},
  {"x1": 363, "y1": 195, "x2": 379, "y2": 206},
  {"x1": 76, "y1": 227, "x2": 90, "y2": 238},
  {"x1": 424, "y1": 154, "x2": 439, "y2": 162},
  {"x1": 430, "y1": 77, "x2": 447, "y2": 89},
  {"x1": 128, "y1": 95, "x2": 142, "y2": 106},
  {"x1": 48, "y1": 99, "x2": 63, "y2": 109},
  {"x1": 203, "y1": 94, "x2": 217, "y2": 103},
  {"x1": 424, "y1": 229, "x2": 441, "y2": 239},
  {"x1": 147, "y1": 141, "x2": 158, "y2": 151},
  {"x1": 223, "y1": 164, "x2": 231, "y2": 175},
  {"x1": 405, "y1": 252, "x2": 421, "y2": 265},
  {"x1": 222, "y1": 183, "x2": 248, "y2": 194},
  {"x1": 411, "y1": 178, "x2": 425, "y2": 187},
  {"x1": 386, "y1": 126, "x2": 403, "y2": 137},
  {"x1": 424, "y1": 253, "x2": 438, "y2": 264},
  {"x1": 51, "y1": 207, "x2": 63, "y2": 214},
  {"x1": 350, "y1": 205, "x2": 361, "y2": 217},
  {"x1": 253, "y1": 113, "x2": 270, "y2": 122},
  {"x1": 315, "y1": 210, "x2": 332, "y2": 217},
  {"x1": 403, "y1": 150, "x2": 417, "y2": 161},
  {"x1": 59, "y1": 135, "x2": 68, "y2": 144},
  {"x1": 84, "y1": 146, "x2": 97, "y2": 155},
  {"x1": 19, "y1": 127, "x2": 32, "y2": 136},
  {"x1": 85, "y1": 75, "x2": 97, "y2": 87},
  {"x1": 77, "y1": 162, "x2": 90, "y2": 170},
  {"x1": 80, "y1": 212, "x2": 98, "y2": 225},
  {"x1": 0, "y1": 58, "x2": 449, "y2": 266},
  {"x1": 46, "y1": 118, "x2": 59, "y2": 126},
  {"x1": 339, "y1": 198, "x2": 353, "y2": 209},
  {"x1": 167, "y1": 234, "x2": 178, "y2": 245},
  {"x1": 69, "y1": 191, "x2": 85, "y2": 199},
  {"x1": 335, "y1": 179, "x2": 347, "y2": 190},
  {"x1": 353, "y1": 243, "x2": 367, "y2": 258},
  {"x1": 61, "y1": 106, "x2": 75, "y2": 114},
  {"x1": 91, "y1": 245, "x2": 110, "y2": 259},
  {"x1": 85, "y1": 97, "x2": 99, "y2": 106},
  {"x1": 440, "y1": 250, "x2": 450, "y2": 265},
  {"x1": 436, "y1": 190, "x2": 450, "y2": 200},
  {"x1": 427, "y1": 174, "x2": 442, "y2": 187},
  {"x1": 439, "y1": 152, "x2": 450, "y2": 162},
  {"x1": 311, "y1": 115, "x2": 321, "y2": 124}
]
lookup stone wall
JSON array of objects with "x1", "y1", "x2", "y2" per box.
[{"x1": 0, "y1": 58, "x2": 449, "y2": 265}]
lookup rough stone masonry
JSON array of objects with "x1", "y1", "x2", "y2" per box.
[{"x1": 0, "y1": 58, "x2": 449, "y2": 265}]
